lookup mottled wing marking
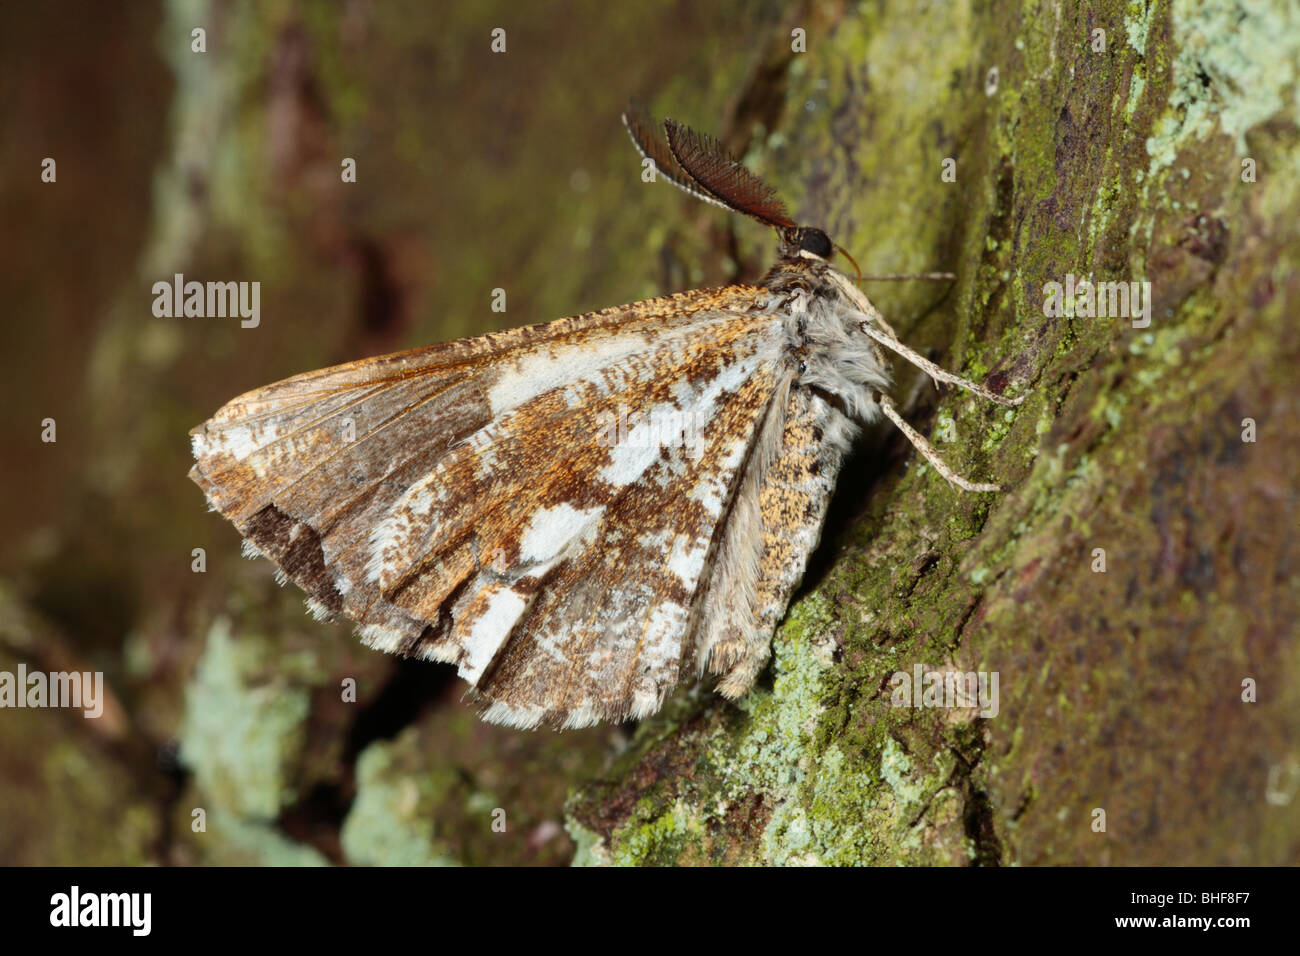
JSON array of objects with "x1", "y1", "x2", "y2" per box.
[
  {"x1": 468, "y1": 351, "x2": 781, "y2": 728},
  {"x1": 366, "y1": 309, "x2": 784, "y2": 727},
  {"x1": 190, "y1": 286, "x2": 785, "y2": 727},
  {"x1": 699, "y1": 386, "x2": 856, "y2": 698},
  {"x1": 190, "y1": 288, "x2": 755, "y2": 603}
]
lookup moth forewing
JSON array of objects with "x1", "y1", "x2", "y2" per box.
[
  {"x1": 191, "y1": 107, "x2": 1022, "y2": 730},
  {"x1": 192, "y1": 287, "x2": 800, "y2": 728}
]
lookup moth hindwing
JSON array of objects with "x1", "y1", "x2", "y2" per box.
[{"x1": 191, "y1": 105, "x2": 1021, "y2": 729}]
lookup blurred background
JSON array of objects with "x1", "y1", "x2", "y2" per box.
[{"x1": 0, "y1": 0, "x2": 826, "y2": 865}]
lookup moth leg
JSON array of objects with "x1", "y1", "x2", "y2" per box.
[
  {"x1": 862, "y1": 306, "x2": 900, "y2": 342},
  {"x1": 856, "y1": 319, "x2": 1023, "y2": 407},
  {"x1": 858, "y1": 271, "x2": 956, "y2": 283},
  {"x1": 715, "y1": 639, "x2": 770, "y2": 699},
  {"x1": 877, "y1": 393, "x2": 1005, "y2": 493},
  {"x1": 858, "y1": 273, "x2": 959, "y2": 395}
]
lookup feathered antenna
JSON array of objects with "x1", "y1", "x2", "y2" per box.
[
  {"x1": 624, "y1": 99, "x2": 956, "y2": 282},
  {"x1": 661, "y1": 119, "x2": 797, "y2": 230},
  {"x1": 623, "y1": 99, "x2": 796, "y2": 232},
  {"x1": 622, "y1": 99, "x2": 736, "y2": 215}
]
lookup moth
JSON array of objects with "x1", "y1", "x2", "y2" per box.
[{"x1": 190, "y1": 101, "x2": 1023, "y2": 729}]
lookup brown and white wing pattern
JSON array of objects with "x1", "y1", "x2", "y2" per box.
[
  {"x1": 695, "y1": 384, "x2": 857, "y2": 698},
  {"x1": 190, "y1": 286, "x2": 790, "y2": 727}
]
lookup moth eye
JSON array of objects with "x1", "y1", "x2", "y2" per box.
[{"x1": 798, "y1": 228, "x2": 833, "y2": 258}]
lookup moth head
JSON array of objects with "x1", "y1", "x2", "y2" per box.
[
  {"x1": 785, "y1": 226, "x2": 833, "y2": 260},
  {"x1": 785, "y1": 226, "x2": 863, "y2": 282}
]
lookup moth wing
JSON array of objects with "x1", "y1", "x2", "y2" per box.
[
  {"x1": 191, "y1": 288, "x2": 736, "y2": 525},
  {"x1": 693, "y1": 385, "x2": 857, "y2": 698},
  {"x1": 190, "y1": 286, "x2": 786, "y2": 727},
  {"x1": 453, "y1": 323, "x2": 787, "y2": 728}
]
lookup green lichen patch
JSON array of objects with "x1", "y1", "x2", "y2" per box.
[
  {"x1": 341, "y1": 706, "x2": 620, "y2": 866},
  {"x1": 179, "y1": 617, "x2": 313, "y2": 819},
  {"x1": 170, "y1": 797, "x2": 331, "y2": 866},
  {"x1": 341, "y1": 734, "x2": 461, "y2": 867}
]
